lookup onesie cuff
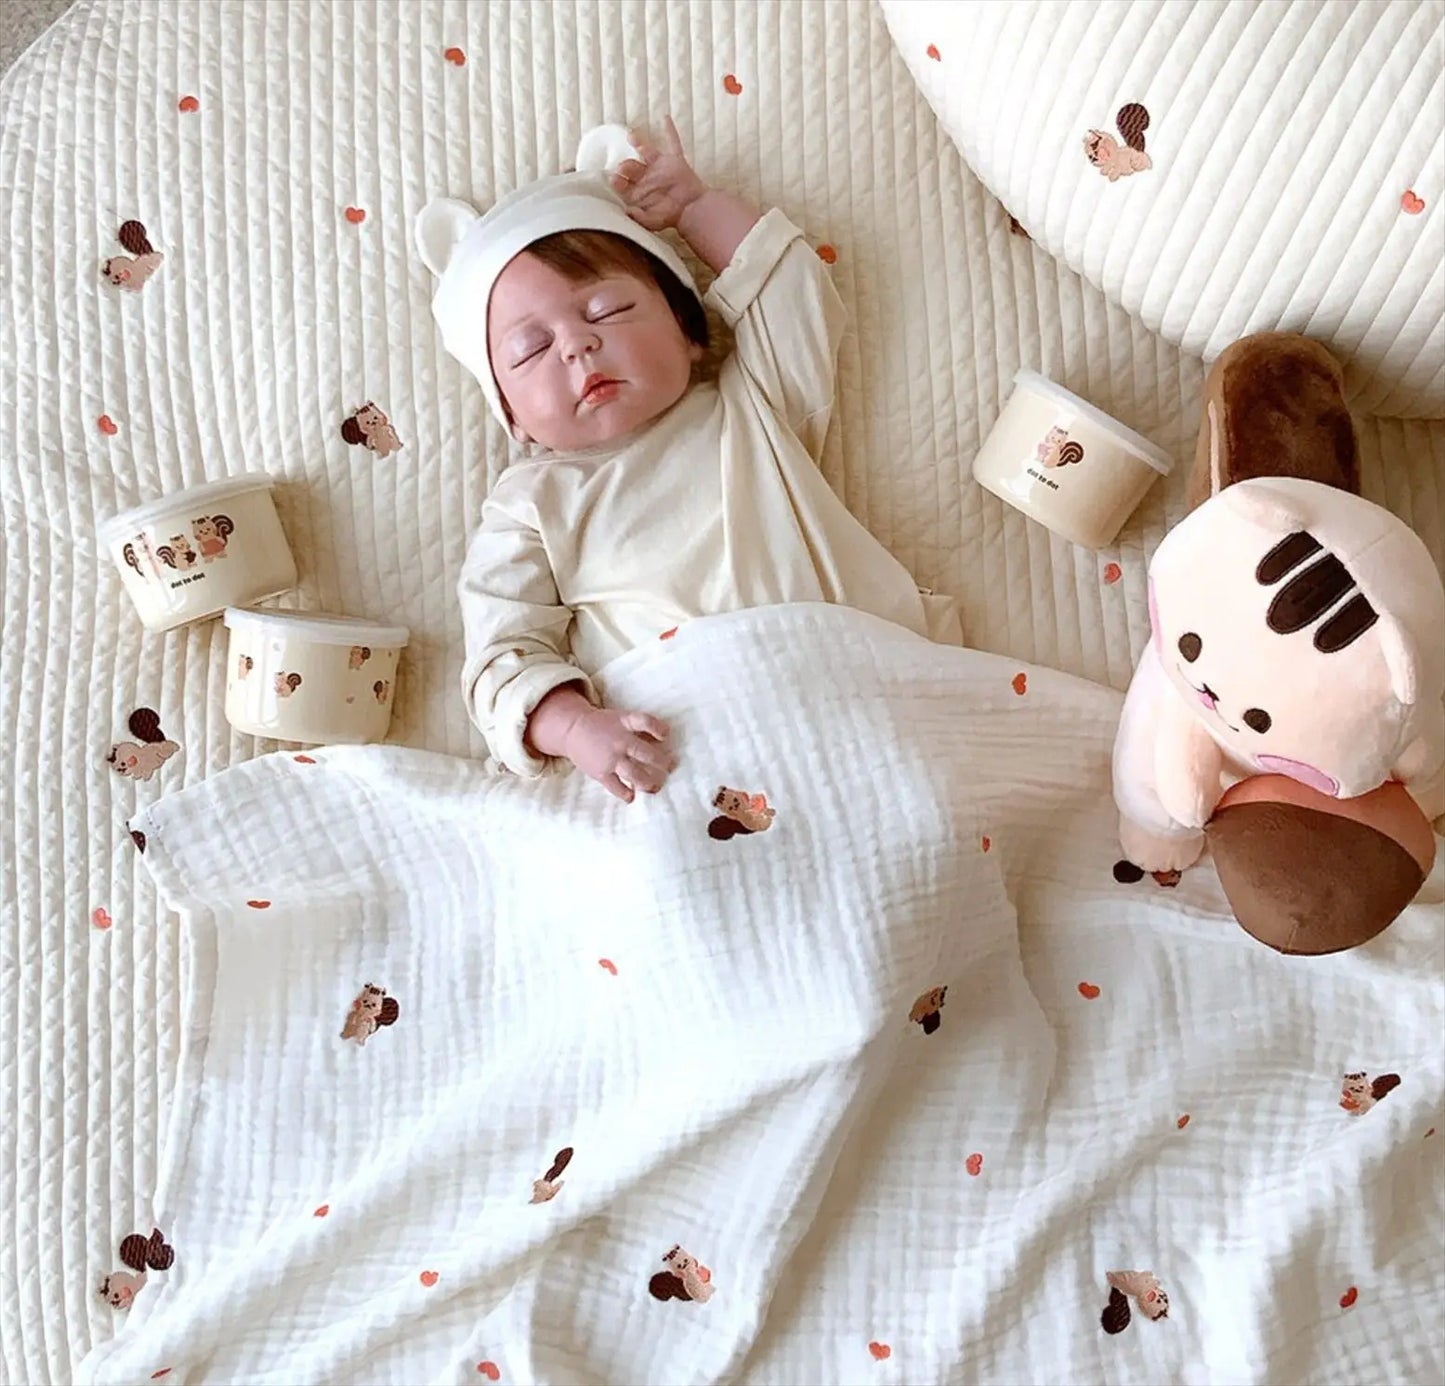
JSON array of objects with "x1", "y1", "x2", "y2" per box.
[
  {"x1": 704, "y1": 207, "x2": 806, "y2": 326},
  {"x1": 488, "y1": 664, "x2": 598, "y2": 779}
]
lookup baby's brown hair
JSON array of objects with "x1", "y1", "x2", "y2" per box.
[{"x1": 524, "y1": 230, "x2": 709, "y2": 350}]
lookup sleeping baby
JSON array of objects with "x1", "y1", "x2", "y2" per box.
[{"x1": 418, "y1": 119, "x2": 958, "y2": 801}]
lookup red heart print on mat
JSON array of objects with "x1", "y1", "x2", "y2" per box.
[
  {"x1": 178, "y1": 95, "x2": 199, "y2": 113},
  {"x1": 926, "y1": 44, "x2": 941, "y2": 60},
  {"x1": 1401, "y1": 190, "x2": 1425, "y2": 215},
  {"x1": 444, "y1": 47, "x2": 466, "y2": 66},
  {"x1": 1103, "y1": 562, "x2": 1122, "y2": 584},
  {"x1": 420, "y1": 1270, "x2": 439, "y2": 1287},
  {"x1": 313, "y1": 1204, "x2": 329, "y2": 1217},
  {"x1": 97, "y1": 414, "x2": 118, "y2": 435},
  {"x1": 92, "y1": 907, "x2": 112, "y2": 930},
  {"x1": 1078, "y1": 981, "x2": 1101, "y2": 999},
  {"x1": 981, "y1": 835, "x2": 992, "y2": 852},
  {"x1": 869, "y1": 1341, "x2": 892, "y2": 1360},
  {"x1": 598, "y1": 959, "x2": 618, "y2": 975},
  {"x1": 246, "y1": 900, "x2": 271, "y2": 910},
  {"x1": 723, "y1": 74, "x2": 742, "y2": 95},
  {"x1": 966, "y1": 1152, "x2": 983, "y2": 1176},
  {"x1": 294, "y1": 754, "x2": 316, "y2": 764},
  {"x1": 345, "y1": 206, "x2": 366, "y2": 224},
  {"x1": 816, "y1": 244, "x2": 838, "y2": 264},
  {"x1": 1340, "y1": 1286, "x2": 1358, "y2": 1309},
  {"x1": 477, "y1": 1364, "x2": 501, "y2": 1381},
  {"x1": 659, "y1": 627, "x2": 678, "y2": 641},
  {"x1": 1177, "y1": 1114, "x2": 1191, "y2": 1129},
  {"x1": 1011, "y1": 672, "x2": 1028, "y2": 696}
]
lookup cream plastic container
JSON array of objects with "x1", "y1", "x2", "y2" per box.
[
  {"x1": 972, "y1": 370, "x2": 1174, "y2": 548},
  {"x1": 100, "y1": 474, "x2": 297, "y2": 632},
  {"x1": 223, "y1": 608, "x2": 410, "y2": 745}
]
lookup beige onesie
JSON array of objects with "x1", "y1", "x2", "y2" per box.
[{"x1": 459, "y1": 207, "x2": 959, "y2": 775}]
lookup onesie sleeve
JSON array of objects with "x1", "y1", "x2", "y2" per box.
[
  {"x1": 705, "y1": 207, "x2": 847, "y2": 461},
  {"x1": 457, "y1": 496, "x2": 597, "y2": 777}
]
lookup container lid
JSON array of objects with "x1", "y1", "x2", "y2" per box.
[
  {"x1": 224, "y1": 606, "x2": 411, "y2": 648},
  {"x1": 99, "y1": 473, "x2": 281, "y2": 546},
  {"x1": 1013, "y1": 370, "x2": 1174, "y2": 475}
]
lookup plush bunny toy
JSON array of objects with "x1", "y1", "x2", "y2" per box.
[{"x1": 1113, "y1": 334, "x2": 1444, "y2": 954}]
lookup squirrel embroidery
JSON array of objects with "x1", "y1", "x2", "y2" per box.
[
  {"x1": 192, "y1": 514, "x2": 234, "y2": 560},
  {"x1": 97, "y1": 1228, "x2": 174, "y2": 1310},
  {"x1": 236, "y1": 654, "x2": 254, "y2": 679},
  {"x1": 340, "y1": 983, "x2": 399, "y2": 1046},
  {"x1": 1037, "y1": 426, "x2": 1084, "y2": 468},
  {"x1": 274, "y1": 672, "x2": 302, "y2": 698},
  {"x1": 1101, "y1": 1271, "x2": 1168, "y2": 1334},
  {"x1": 909, "y1": 986, "x2": 948, "y2": 1035},
  {"x1": 1084, "y1": 103, "x2": 1152, "y2": 181},
  {"x1": 1340, "y1": 1071, "x2": 1400, "y2": 1114},
  {"x1": 373, "y1": 679, "x2": 392, "y2": 704},
  {"x1": 648, "y1": 1245, "x2": 715, "y2": 1303},
  {"x1": 530, "y1": 1147, "x2": 574, "y2": 1204},
  {"x1": 349, "y1": 645, "x2": 372, "y2": 670},
  {"x1": 708, "y1": 786, "x2": 776, "y2": 840},
  {"x1": 101, "y1": 220, "x2": 164, "y2": 291},
  {"x1": 340, "y1": 402, "x2": 403, "y2": 457},
  {"x1": 107, "y1": 708, "x2": 179, "y2": 783},
  {"x1": 154, "y1": 534, "x2": 198, "y2": 570}
]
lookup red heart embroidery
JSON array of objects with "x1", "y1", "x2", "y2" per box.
[
  {"x1": 345, "y1": 206, "x2": 367, "y2": 224},
  {"x1": 1011, "y1": 672, "x2": 1028, "y2": 696},
  {"x1": 1103, "y1": 562, "x2": 1122, "y2": 584},
  {"x1": 1340, "y1": 1286, "x2": 1358, "y2": 1309},
  {"x1": 926, "y1": 44, "x2": 941, "y2": 61},
  {"x1": 1078, "y1": 981, "x2": 1101, "y2": 1000},
  {"x1": 477, "y1": 1364, "x2": 501, "y2": 1381},
  {"x1": 294, "y1": 755, "x2": 316, "y2": 764},
  {"x1": 659, "y1": 627, "x2": 678, "y2": 641},
  {"x1": 722, "y1": 74, "x2": 742, "y2": 96},
  {"x1": 420, "y1": 1270, "x2": 439, "y2": 1287},
  {"x1": 444, "y1": 47, "x2": 467, "y2": 66},
  {"x1": 151, "y1": 1372, "x2": 172, "y2": 1381},
  {"x1": 816, "y1": 244, "x2": 838, "y2": 264},
  {"x1": 178, "y1": 95, "x2": 199, "y2": 113},
  {"x1": 965, "y1": 1152, "x2": 983, "y2": 1176},
  {"x1": 97, "y1": 414, "x2": 118, "y2": 435},
  {"x1": 980, "y1": 835, "x2": 992, "y2": 853},
  {"x1": 246, "y1": 900, "x2": 271, "y2": 910},
  {"x1": 313, "y1": 1204, "x2": 329, "y2": 1217},
  {"x1": 598, "y1": 959, "x2": 618, "y2": 975},
  {"x1": 868, "y1": 1341, "x2": 891, "y2": 1360},
  {"x1": 1401, "y1": 190, "x2": 1425, "y2": 215},
  {"x1": 92, "y1": 907, "x2": 113, "y2": 930},
  {"x1": 1177, "y1": 1113, "x2": 1191, "y2": 1129}
]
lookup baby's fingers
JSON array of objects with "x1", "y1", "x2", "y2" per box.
[
  {"x1": 661, "y1": 114, "x2": 686, "y2": 156},
  {"x1": 612, "y1": 158, "x2": 648, "y2": 187},
  {"x1": 627, "y1": 125, "x2": 661, "y2": 164},
  {"x1": 624, "y1": 756, "x2": 667, "y2": 795},
  {"x1": 622, "y1": 712, "x2": 671, "y2": 744},
  {"x1": 624, "y1": 735, "x2": 673, "y2": 776},
  {"x1": 599, "y1": 771, "x2": 635, "y2": 804}
]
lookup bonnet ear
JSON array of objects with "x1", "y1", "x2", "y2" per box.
[
  {"x1": 574, "y1": 122, "x2": 643, "y2": 174},
  {"x1": 1217, "y1": 478, "x2": 1309, "y2": 534},
  {"x1": 415, "y1": 196, "x2": 481, "y2": 277},
  {"x1": 1377, "y1": 616, "x2": 1420, "y2": 707}
]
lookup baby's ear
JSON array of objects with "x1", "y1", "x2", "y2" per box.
[{"x1": 415, "y1": 197, "x2": 481, "y2": 277}]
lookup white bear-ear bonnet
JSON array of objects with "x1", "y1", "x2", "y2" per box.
[{"x1": 414, "y1": 123, "x2": 701, "y2": 427}]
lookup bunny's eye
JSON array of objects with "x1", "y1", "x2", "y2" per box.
[
  {"x1": 1178, "y1": 633, "x2": 1202, "y2": 662},
  {"x1": 1243, "y1": 708, "x2": 1272, "y2": 734}
]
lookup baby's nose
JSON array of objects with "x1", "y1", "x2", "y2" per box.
[{"x1": 561, "y1": 329, "x2": 602, "y2": 362}]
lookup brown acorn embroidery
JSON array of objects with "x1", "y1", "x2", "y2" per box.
[
  {"x1": 1036, "y1": 426, "x2": 1084, "y2": 468},
  {"x1": 129, "y1": 828, "x2": 147, "y2": 853},
  {"x1": 340, "y1": 983, "x2": 399, "y2": 1046},
  {"x1": 107, "y1": 709, "x2": 180, "y2": 783},
  {"x1": 1340, "y1": 1071, "x2": 1400, "y2": 1114},
  {"x1": 648, "y1": 1245, "x2": 715, "y2": 1303},
  {"x1": 349, "y1": 645, "x2": 372, "y2": 670},
  {"x1": 707, "y1": 786, "x2": 776, "y2": 840},
  {"x1": 340, "y1": 402, "x2": 403, "y2": 456},
  {"x1": 101, "y1": 221, "x2": 164, "y2": 291},
  {"x1": 1100, "y1": 1271, "x2": 1168, "y2": 1334},
  {"x1": 97, "y1": 1228, "x2": 175, "y2": 1310},
  {"x1": 1084, "y1": 103, "x2": 1152, "y2": 181},
  {"x1": 275, "y1": 672, "x2": 302, "y2": 698},
  {"x1": 909, "y1": 986, "x2": 948, "y2": 1035},
  {"x1": 530, "y1": 1147, "x2": 573, "y2": 1203}
]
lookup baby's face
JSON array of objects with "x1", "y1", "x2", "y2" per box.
[{"x1": 488, "y1": 252, "x2": 698, "y2": 451}]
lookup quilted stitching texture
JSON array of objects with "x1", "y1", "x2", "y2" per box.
[
  {"x1": 1, "y1": 2, "x2": 1442, "y2": 1380},
  {"x1": 883, "y1": 0, "x2": 1445, "y2": 418}
]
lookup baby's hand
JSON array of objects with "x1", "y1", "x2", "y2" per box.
[
  {"x1": 561, "y1": 705, "x2": 677, "y2": 803},
  {"x1": 610, "y1": 116, "x2": 706, "y2": 233}
]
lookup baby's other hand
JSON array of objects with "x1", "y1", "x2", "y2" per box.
[
  {"x1": 562, "y1": 705, "x2": 677, "y2": 803},
  {"x1": 610, "y1": 116, "x2": 706, "y2": 233}
]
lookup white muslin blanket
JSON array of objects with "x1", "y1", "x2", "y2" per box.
[{"x1": 79, "y1": 605, "x2": 1444, "y2": 1386}]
